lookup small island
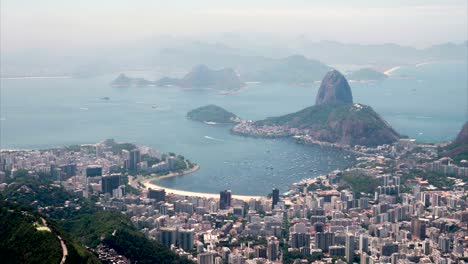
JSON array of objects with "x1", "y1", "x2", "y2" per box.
[
  {"x1": 347, "y1": 68, "x2": 388, "y2": 82},
  {"x1": 187, "y1": 105, "x2": 240, "y2": 124}
]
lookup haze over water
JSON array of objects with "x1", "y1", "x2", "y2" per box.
[{"x1": 1, "y1": 61, "x2": 466, "y2": 195}]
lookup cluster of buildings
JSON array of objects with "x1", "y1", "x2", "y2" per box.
[
  {"x1": 1, "y1": 138, "x2": 467, "y2": 264},
  {"x1": 427, "y1": 157, "x2": 468, "y2": 178},
  {"x1": 0, "y1": 140, "x2": 187, "y2": 198}
]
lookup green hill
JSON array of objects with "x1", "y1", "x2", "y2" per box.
[
  {"x1": 442, "y1": 122, "x2": 468, "y2": 163},
  {"x1": 233, "y1": 70, "x2": 399, "y2": 147},
  {"x1": 0, "y1": 199, "x2": 100, "y2": 264},
  {"x1": 241, "y1": 103, "x2": 400, "y2": 146},
  {"x1": 187, "y1": 104, "x2": 239, "y2": 124},
  {"x1": 1, "y1": 178, "x2": 192, "y2": 264}
]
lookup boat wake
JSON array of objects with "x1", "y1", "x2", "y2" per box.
[{"x1": 204, "y1": 136, "x2": 225, "y2": 142}]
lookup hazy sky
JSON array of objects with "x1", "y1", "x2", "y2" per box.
[{"x1": 1, "y1": 0, "x2": 467, "y2": 52}]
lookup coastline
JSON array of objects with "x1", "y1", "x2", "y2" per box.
[
  {"x1": 383, "y1": 66, "x2": 401, "y2": 75},
  {"x1": 155, "y1": 164, "x2": 201, "y2": 180},
  {"x1": 0, "y1": 75, "x2": 72, "y2": 80},
  {"x1": 138, "y1": 165, "x2": 264, "y2": 201}
]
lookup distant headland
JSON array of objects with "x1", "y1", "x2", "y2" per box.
[
  {"x1": 111, "y1": 65, "x2": 245, "y2": 91},
  {"x1": 232, "y1": 69, "x2": 400, "y2": 147}
]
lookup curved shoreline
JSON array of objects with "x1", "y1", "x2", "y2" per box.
[
  {"x1": 139, "y1": 165, "x2": 264, "y2": 201},
  {"x1": 155, "y1": 164, "x2": 201, "y2": 180}
]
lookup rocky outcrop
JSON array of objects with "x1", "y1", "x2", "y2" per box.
[
  {"x1": 315, "y1": 69, "x2": 353, "y2": 105},
  {"x1": 233, "y1": 103, "x2": 399, "y2": 147},
  {"x1": 442, "y1": 122, "x2": 468, "y2": 162},
  {"x1": 454, "y1": 122, "x2": 468, "y2": 145},
  {"x1": 232, "y1": 71, "x2": 400, "y2": 147}
]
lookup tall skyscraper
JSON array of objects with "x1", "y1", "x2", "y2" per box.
[
  {"x1": 219, "y1": 190, "x2": 232, "y2": 210},
  {"x1": 178, "y1": 229, "x2": 194, "y2": 252},
  {"x1": 129, "y1": 149, "x2": 141, "y2": 171},
  {"x1": 438, "y1": 236, "x2": 451, "y2": 253},
  {"x1": 411, "y1": 218, "x2": 426, "y2": 240},
  {"x1": 290, "y1": 232, "x2": 310, "y2": 249},
  {"x1": 198, "y1": 252, "x2": 215, "y2": 264},
  {"x1": 159, "y1": 227, "x2": 177, "y2": 248},
  {"x1": 86, "y1": 165, "x2": 102, "y2": 177},
  {"x1": 315, "y1": 232, "x2": 335, "y2": 253},
  {"x1": 255, "y1": 245, "x2": 267, "y2": 258},
  {"x1": 359, "y1": 234, "x2": 369, "y2": 253},
  {"x1": 423, "y1": 239, "x2": 430, "y2": 255},
  {"x1": 101, "y1": 174, "x2": 121, "y2": 194},
  {"x1": 148, "y1": 188, "x2": 166, "y2": 202},
  {"x1": 267, "y1": 237, "x2": 279, "y2": 261},
  {"x1": 345, "y1": 233, "x2": 355, "y2": 263},
  {"x1": 272, "y1": 188, "x2": 279, "y2": 209}
]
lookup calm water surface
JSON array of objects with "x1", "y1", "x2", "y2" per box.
[{"x1": 1, "y1": 62, "x2": 466, "y2": 195}]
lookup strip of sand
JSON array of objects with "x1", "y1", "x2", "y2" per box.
[
  {"x1": 156, "y1": 164, "x2": 201, "y2": 180},
  {"x1": 139, "y1": 166, "x2": 264, "y2": 201},
  {"x1": 384, "y1": 66, "x2": 401, "y2": 75}
]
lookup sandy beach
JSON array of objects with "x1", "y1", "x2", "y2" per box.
[
  {"x1": 139, "y1": 166, "x2": 264, "y2": 201},
  {"x1": 383, "y1": 66, "x2": 401, "y2": 75}
]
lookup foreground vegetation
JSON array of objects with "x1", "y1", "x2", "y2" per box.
[{"x1": 0, "y1": 177, "x2": 192, "y2": 263}]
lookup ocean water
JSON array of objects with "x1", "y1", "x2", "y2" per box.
[{"x1": 0, "y1": 61, "x2": 466, "y2": 195}]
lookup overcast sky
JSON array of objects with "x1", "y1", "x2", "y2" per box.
[{"x1": 1, "y1": 0, "x2": 467, "y2": 52}]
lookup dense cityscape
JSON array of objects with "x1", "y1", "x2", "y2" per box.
[
  {"x1": 1, "y1": 135, "x2": 466, "y2": 264},
  {"x1": 1, "y1": 1, "x2": 467, "y2": 264}
]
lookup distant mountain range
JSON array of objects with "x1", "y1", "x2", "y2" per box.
[
  {"x1": 112, "y1": 65, "x2": 245, "y2": 90},
  {"x1": 112, "y1": 55, "x2": 332, "y2": 87},
  {"x1": 242, "y1": 55, "x2": 330, "y2": 83},
  {"x1": 153, "y1": 40, "x2": 467, "y2": 72},
  {"x1": 294, "y1": 40, "x2": 468, "y2": 66},
  {"x1": 2, "y1": 39, "x2": 466, "y2": 78}
]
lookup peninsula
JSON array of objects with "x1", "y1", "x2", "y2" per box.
[{"x1": 232, "y1": 69, "x2": 400, "y2": 147}]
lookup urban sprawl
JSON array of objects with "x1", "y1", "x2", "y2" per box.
[{"x1": 1, "y1": 138, "x2": 467, "y2": 264}]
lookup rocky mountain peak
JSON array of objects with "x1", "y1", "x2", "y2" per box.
[
  {"x1": 315, "y1": 69, "x2": 353, "y2": 106},
  {"x1": 454, "y1": 122, "x2": 468, "y2": 145}
]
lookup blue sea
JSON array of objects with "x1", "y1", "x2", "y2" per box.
[{"x1": 1, "y1": 61, "x2": 466, "y2": 195}]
